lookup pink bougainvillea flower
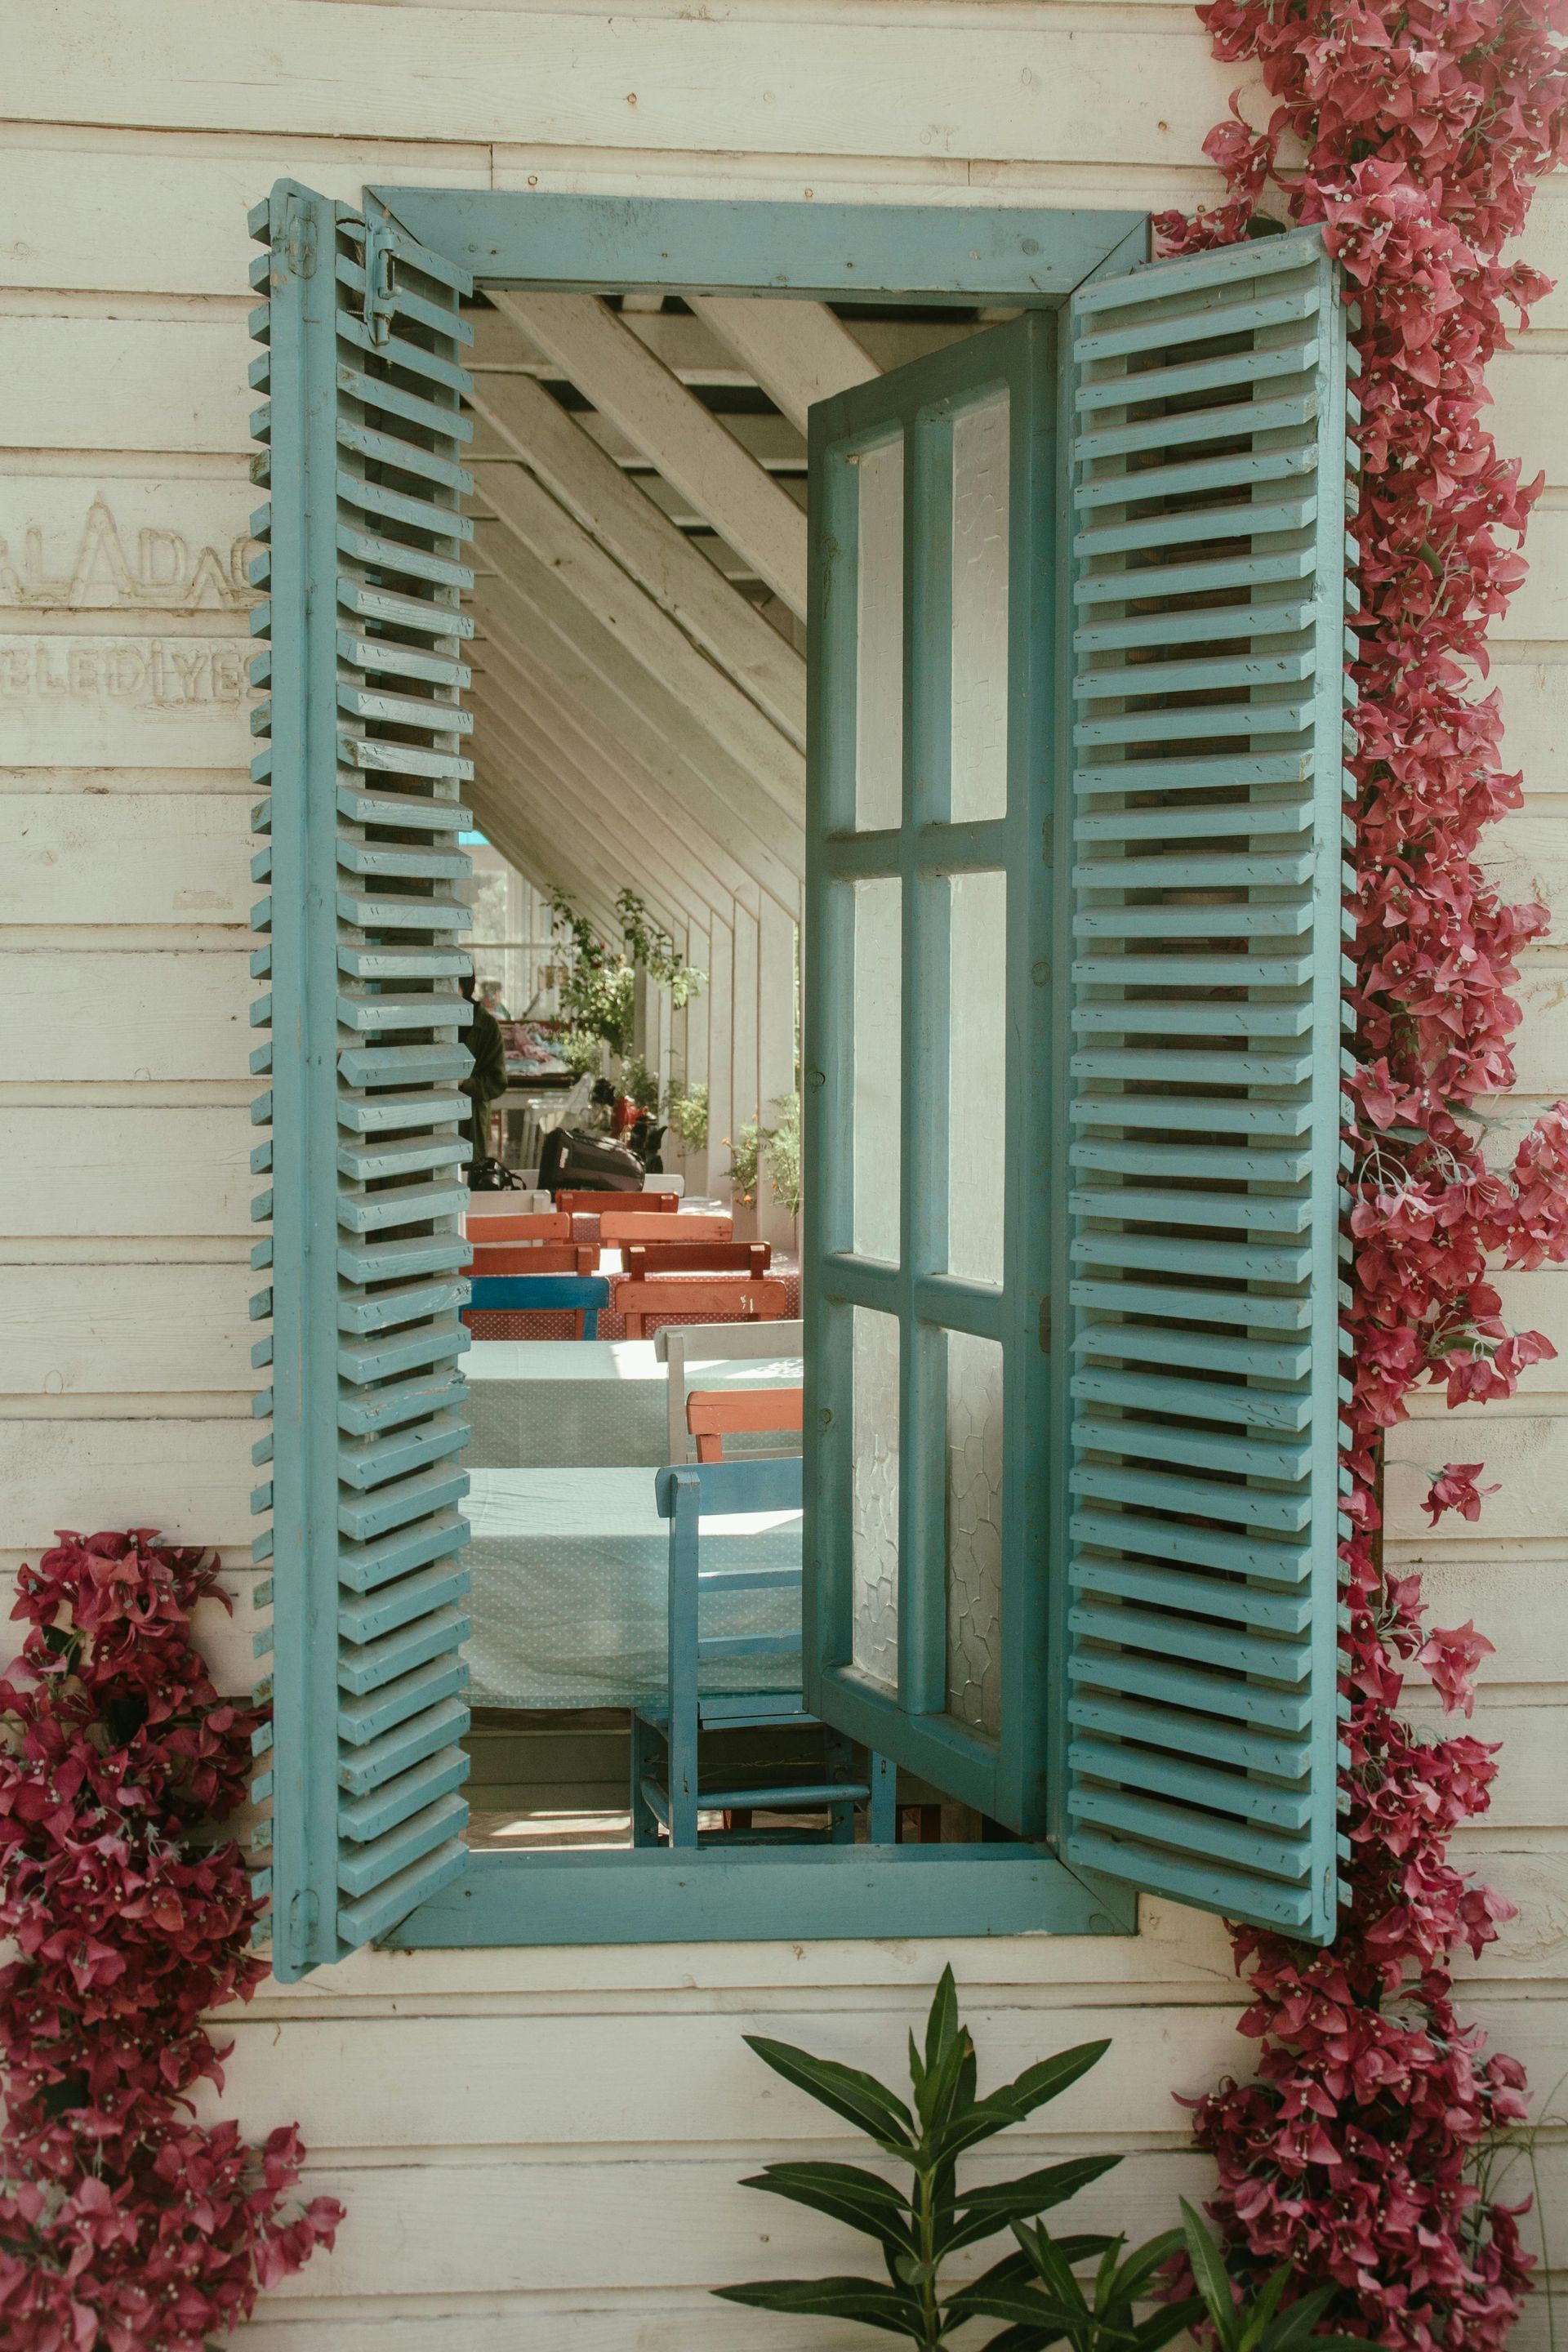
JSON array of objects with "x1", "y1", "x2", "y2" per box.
[
  {"x1": 1418, "y1": 1620, "x2": 1497, "y2": 1717},
  {"x1": 0, "y1": 1530, "x2": 343, "y2": 2349},
  {"x1": 1159, "y1": 2, "x2": 1568, "y2": 2345},
  {"x1": 1423, "y1": 1462, "x2": 1501, "y2": 1526}
]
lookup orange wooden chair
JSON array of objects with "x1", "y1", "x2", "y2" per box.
[
  {"x1": 598, "y1": 1209, "x2": 733, "y2": 1247},
  {"x1": 622, "y1": 1241, "x2": 771, "y2": 1279},
  {"x1": 556, "y1": 1189, "x2": 681, "y2": 1219},
  {"x1": 469, "y1": 1240, "x2": 599, "y2": 1276},
  {"x1": 466, "y1": 1210, "x2": 572, "y2": 1244},
  {"x1": 685, "y1": 1384, "x2": 804, "y2": 1463},
  {"x1": 612, "y1": 1272, "x2": 791, "y2": 1340}
]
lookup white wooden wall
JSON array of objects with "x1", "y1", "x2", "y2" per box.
[{"x1": 2, "y1": 6, "x2": 1564, "y2": 2343}]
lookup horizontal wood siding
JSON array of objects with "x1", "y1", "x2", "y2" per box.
[{"x1": 0, "y1": 7, "x2": 1563, "y2": 2341}]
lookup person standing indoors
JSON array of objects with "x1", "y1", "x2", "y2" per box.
[{"x1": 459, "y1": 970, "x2": 508, "y2": 1164}]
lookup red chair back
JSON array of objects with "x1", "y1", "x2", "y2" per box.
[
  {"x1": 686, "y1": 1385, "x2": 804, "y2": 1463},
  {"x1": 466, "y1": 1211, "x2": 571, "y2": 1244},
  {"x1": 469, "y1": 1241, "x2": 598, "y2": 1276},
  {"x1": 599, "y1": 1210, "x2": 732, "y2": 1245},
  {"x1": 623, "y1": 1241, "x2": 770, "y2": 1277},
  {"x1": 612, "y1": 1273, "x2": 790, "y2": 1339},
  {"x1": 557, "y1": 1190, "x2": 680, "y2": 1219}
]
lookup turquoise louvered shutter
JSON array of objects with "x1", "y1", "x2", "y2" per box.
[
  {"x1": 248, "y1": 183, "x2": 477, "y2": 1977},
  {"x1": 1058, "y1": 228, "x2": 1354, "y2": 1940}
]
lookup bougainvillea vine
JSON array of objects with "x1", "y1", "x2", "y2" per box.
[
  {"x1": 1156, "y1": 3, "x2": 1568, "y2": 2345},
  {"x1": 0, "y1": 1530, "x2": 342, "y2": 2350}
]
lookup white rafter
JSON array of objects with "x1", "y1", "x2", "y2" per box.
[
  {"x1": 488, "y1": 291, "x2": 808, "y2": 617},
  {"x1": 474, "y1": 537, "x2": 803, "y2": 910},
  {"x1": 468, "y1": 368, "x2": 806, "y2": 748},
  {"x1": 688, "y1": 296, "x2": 880, "y2": 434},
  {"x1": 472, "y1": 459, "x2": 804, "y2": 824}
]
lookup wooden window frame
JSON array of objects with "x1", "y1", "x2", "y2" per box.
[{"x1": 277, "y1": 186, "x2": 1154, "y2": 1953}]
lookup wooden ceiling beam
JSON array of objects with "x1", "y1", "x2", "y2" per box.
[
  {"x1": 474, "y1": 542, "x2": 802, "y2": 909},
  {"x1": 468, "y1": 367, "x2": 805, "y2": 749},
  {"x1": 488, "y1": 291, "x2": 808, "y2": 617},
  {"x1": 688, "y1": 296, "x2": 880, "y2": 434},
  {"x1": 471, "y1": 461, "x2": 804, "y2": 824}
]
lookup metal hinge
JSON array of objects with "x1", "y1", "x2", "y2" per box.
[
  {"x1": 281, "y1": 203, "x2": 317, "y2": 282},
  {"x1": 363, "y1": 211, "x2": 399, "y2": 347}
]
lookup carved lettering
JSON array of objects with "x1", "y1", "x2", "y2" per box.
[
  {"x1": 0, "y1": 497, "x2": 260, "y2": 614},
  {"x1": 0, "y1": 638, "x2": 251, "y2": 707}
]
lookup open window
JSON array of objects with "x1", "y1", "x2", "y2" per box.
[
  {"x1": 804, "y1": 314, "x2": 1057, "y2": 1833},
  {"x1": 248, "y1": 182, "x2": 1353, "y2": 1976}
]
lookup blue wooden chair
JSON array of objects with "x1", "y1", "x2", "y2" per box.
[
  {"x1": 466, "y1": 1272, "x2": 612, "y2": 1339},
  {"x1": 631, "y1": 1455, "x2": 898, "y2": 1849}
]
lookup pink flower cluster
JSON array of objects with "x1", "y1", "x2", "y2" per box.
[
  {"x1": 1157, "y1": 1, "x2": 1568, "y2": 2344},
  {"x1": 0, "y1": 1530, "x2": 342, "y2": 2350}
]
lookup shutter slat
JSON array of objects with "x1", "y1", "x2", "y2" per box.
[
  {"x1": 337, "y1": 1087, "x2": 470, "y2": 1134},
  {"x1": 336, "y1": 1508, "x2": 471, "y2": 1597},
  {"x1": 1061, "y1": 228, "x2": 1349, "y2": 1942},
  {"x1": 1075, "y1": 496, "x2": 1316, "y2": 559},
  {"x1": 1075, "y1": 1324, "x2": 1311, "y2": 1382},
  {"x1": 1070, "y1": 1555, "x2": 1311, "y2": 1633},
  {"x1": 336, "y1": 1603, "x2": 473, "y2": 1699},
  {"x1": 337, "y1": 1369, "x2": 469, "y2": 1440},
  {"x1": 1074, "y1": 443, "x2": 1317, "y2": 512},
  {"x1": 338, "y1": 1410, "x2": 470, "y2": 1490},
  {"x1": 340, "y1": 1557, "x2": 471, "y2": 1646},
  {"x1": 336, "y1": 1179, "x2": 470, "y2": 1232},
  {"x1": 1074, "y1": 388, "x2": 1318, "y2": 465},
  {"x1": 1070, "y1": 1737, "x2": 1312, "y2": 1831},
  {"x1": 339, "y1": 578, "x2": 475, "y2": 639},
  {"x1": 253, "y1": 184, "x2": 476, "y2": 1976},
  {"x1": 1069, "y1": 1691, "x2": 1308, "y2": 1777},
  {"x1": 1070, "y1": 1366, "x2": 1310, "y2": 1433},
  {"x1": 338, "y1": 1790, "x2": 471, "y2": 1900}
]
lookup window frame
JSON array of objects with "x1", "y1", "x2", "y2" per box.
[{"x1": 274, "y1": 185, "x2": 1154, "y2": 1954}]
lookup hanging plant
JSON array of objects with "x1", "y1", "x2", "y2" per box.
[
  {"x1": 0, "y1": 1528, "x2": 341, "y2": 2350},
  {"x1": 1159, "y1": 2, "x2": 1568, "y2": 2344},
  {"x1": 546, "y1": 889, "x2": 706, "y2": 1066}
]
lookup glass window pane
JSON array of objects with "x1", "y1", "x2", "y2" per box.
[
  {"x1": 853, "y1": 876, "x2": 901, "y2": 1264},
  {"x1": 854, "y1": 439, "x2": 904, "y2": 832},
  {"x1": 949, "y1": 394, "x2": 1009, "y2": 824},
  {"x1": 851, "y1": 1306, "x2": 900, "y2": 1691},
  {"x1": 946, "y1": 870, "x2": 1006, "y2": 1285},
  {"x1": 945, "y1": 1330, "x2": 1003, "y2": 1736}
]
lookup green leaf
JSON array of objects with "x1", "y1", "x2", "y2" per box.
[
  {"x1": 1106, "y1": 2228, "x2": 1184, "y2": 2311},
  {"x1": 926, "y1": 2087, "x2": 1034, "y2": 2165},
  {"x1": 1014, "y1": 2221, "x2": 1095, "y2": 2314},
  {"x1": 714, "y1": 2277, "x2": 924, "y2": 2337},
  {"x1": 954, "y1": 2283, "x2": 1088, "y2": 2332},
  {"x1": 1179, "y1": 2201, "x2": 1240, "y2": 2350},
  {"x1": 1132, "y1": 2297, "x2": 1205, "y2": 2352},
  {"x1": 741, "y1": 2162, "x2": 915, "y2": 2253},
  {"x1": 1242, "y1": 2264, "x2": 1291, "y2": 2348},
  {"x1": 926, "y1": 1963, "x2": 961, "y2": 2074},
  {"x1": 917, "y1": 2019, "x2": 978, "y2": 2134},
  {"x1": 1267, "y1": 2284, "x2": 1344, "y2": 2350},
  {"x1": 998, "y1": 2040, "x2": 1112, "y2": 2120},
  {"x1": 942, "y1": 2155, "x2": 1125, "y2": 2255},
  {"x1": 743, "y1": 2034, "x2": 916, "y2": 2149}
]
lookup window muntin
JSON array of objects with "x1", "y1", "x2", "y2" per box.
[{"x1": 804, "y1": 315, "x2": 1057, "y2": 1834}]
